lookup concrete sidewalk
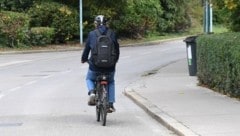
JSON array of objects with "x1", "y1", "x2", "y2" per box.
[{"x1": 125, "y1": 59, "x2": 240, "y2": 136}]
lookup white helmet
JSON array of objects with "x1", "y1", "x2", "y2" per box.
[{"x1": 94, "y1": 15, "x2": 107, "y2": 26}]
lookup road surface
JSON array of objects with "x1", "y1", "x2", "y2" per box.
[{"x1": 0, "y1": 40, "x2": 186, "y2": 136}]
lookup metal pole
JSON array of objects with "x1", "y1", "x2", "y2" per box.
[
  {"x1": 209, "y1": 3, "x2": 213, "y2": 33},
  {"x1": 79, "y1": 0, "x2": 83, "y2": 45},
  {"x1": 205, "y1": 0, "x2": 209, "y2": 33},
  {"x1": 203, "y1": 0, "x2": 206, "y2": 33}
]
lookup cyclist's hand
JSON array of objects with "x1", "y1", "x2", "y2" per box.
[{"x1": 81, "y1": 60, "x2": 88, "y2": 64}]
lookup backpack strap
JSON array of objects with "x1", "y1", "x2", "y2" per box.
[
  {"x1": 95, "y1": 29, "x2": 102, "y2": 37},
  {"x1": 106, "y1": 29, "x2": 112, "y2": 37}
]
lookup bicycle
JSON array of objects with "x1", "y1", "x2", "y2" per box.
[{"x1": 94, "y1": 73, "x2": 110, "y2": 126}]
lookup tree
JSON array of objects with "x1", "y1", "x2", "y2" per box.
[
  {"x1": 213, "y1": 0, "x2": 240, "y2": 31},
  {"x1": 0, "y1": 0, "x2": 33, "y2": 12},
  {"x1": 116, "y1": 0, "x2": 163, "y2": 38},
  {"x1": 158, "y1": 0, "x2": 191, "y2": 33}
]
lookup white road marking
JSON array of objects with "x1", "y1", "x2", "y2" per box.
[
  {"x1": 61, "y1": 70, "x2": 72, "y2": 74},
  {"x1": 8, "y1": 80, "x2": 37, "y2": 93},
  {"x1": 9, "y1": 87, "x2": 22, "y2": 92},
  {"x1": 0, "y1": 60, "x2": 32, "y2": 67},
  {"x1": 42, "y1": 75, "x2": 54, "y2": 79},
  {"x1": 140, "y1": 51, "x2": 152, "y2": 55},
  {"x1": 120, "y1": 56, "x2": 130, "y2": 59},
  {"x1": 0, "y1": 94, "x2": 4, "y2": 99},
  {"x1": 24, "y1": 81, "x2": 37, "y2": 86},
  {"x1": 0, "y1": 68, "x2": 72, "y2": 100}
]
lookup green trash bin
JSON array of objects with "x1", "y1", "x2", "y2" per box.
[{"x1": 184, "y1": 36, "x2": 197, "y2": 76}]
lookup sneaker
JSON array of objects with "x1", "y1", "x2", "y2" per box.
[
  {"x1": 88, "y1": 92, "x2": 96, "y2": 106},
  {"x1": 108, "y1": 103, "x2": 116, "y2": 113}
]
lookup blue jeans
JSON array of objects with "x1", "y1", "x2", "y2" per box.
[{"x1": 86, "y1": 69, "x2": 115, "y2": 103}]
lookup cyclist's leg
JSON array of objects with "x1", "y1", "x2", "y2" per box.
[
  {"x1": 86, "y1": 69, "x2": 97, "y2": 94},
  {"x1": 108, "y1": 71, "x2": 115, "y2": 103},
  {"x1": 86, "y1": 69, "x2": 98, "y2": 105},
  {"x1": 107, "y1": 71, "x2": 116, "y2": 112}
]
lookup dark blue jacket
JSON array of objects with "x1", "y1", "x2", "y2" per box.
[{"x1": 81, "y1": 25, "x2": 120, "y2": 72}]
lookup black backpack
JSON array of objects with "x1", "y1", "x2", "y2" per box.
[{"x1": 92, "y1": 29, "x2": 117, "y2": 68}]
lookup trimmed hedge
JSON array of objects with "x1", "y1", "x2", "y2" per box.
[
  {"x1": 196, "y1": 32, "x2": 240, "y2": 98},
  {"x1": 29, "y1": 27, "x2": 55, "y2": 46}
]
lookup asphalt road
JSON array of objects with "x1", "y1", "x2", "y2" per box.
[{"x1": 0, "y1": 39, "x2": 186, "y2": 136}]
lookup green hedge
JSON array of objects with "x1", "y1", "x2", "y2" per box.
[
  {"x1": 196, "y1": 32, "x2": 240, "y2": 98},
  {"x1": 28, "y1": 2, "x2": 79, "y2": 43},
  {"x1": 29, "y1": 27, "x2": 55, "y2": 46},
  {"x1": 0, "y1": 11, "x2": 30, "y2": 47}
]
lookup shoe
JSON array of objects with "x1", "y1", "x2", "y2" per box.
[
  {"x1": 88, "y1": 92, "x2": 96, "y2": 106},
  {"x1": 108, "y1": 103, "x2": 116, "y2": 113}
]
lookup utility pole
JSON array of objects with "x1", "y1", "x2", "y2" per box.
[
  {"x1": 209, "y1": 2, "x2": 213, "y2": 33},
  {"x1": 79, "y1": 0, "x2": 83, "y2": 45},
  {"x1": 203, "y1": 0, "x2": 213, "y2": 34}
]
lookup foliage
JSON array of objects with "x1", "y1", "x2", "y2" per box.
[
  {"x1": 0, "y1": 0, "x2": 34, "y2": 12},
  {"x1": 158, "y1": 0, "x2": 191, "y2": 33},
  {"x1": 82, "y1": 0, "x2": 126, "y2": 37},
  {"x1": 213, "y1": 0, "x2": 240, "y2": 31},
  {"x1": 0, "y1": 0, "x2": 209, "y2": 45},
  {"x1": 52, "y1": 0, "x2": 79, "y2": 8},
  {"x1": 0, "y1": 0, "x2": 232, "y2": 43},
  {"x1": 228, "y1": 3, "x2": 240, "y2": 32},
  {"x1": 224, "y1": 0, "x2": 238, "y2": 10},
  {"x1": 29, "y1": 27, "x2": 55, "y2": 46},
  {"x1": 28, "y1": 2, "x2": 79, "y2": 43},
  {"x1": 197, "y1": 32, "x2": 240, "y2": 98},
  {"x1": 0, "y1": 11, "x2": 30, "y2": 47},
  {"x1": 0, "y1": 32, "x2": 8, "y2": 48},
  {"x1": 113, "y1": 0, "x2": 163, "y2": 38}
]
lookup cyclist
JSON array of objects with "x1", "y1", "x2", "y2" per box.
[{"x1": 81, "y1": 15, "x2": 120, "y2": 112}]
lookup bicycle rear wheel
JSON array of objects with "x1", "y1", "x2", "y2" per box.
[
  {"x1": 96, "y1": 105, "x2": 100, "y2": 122},
  {"x1": 100, "y1": 97, "x2": 107, "y2": 126}
]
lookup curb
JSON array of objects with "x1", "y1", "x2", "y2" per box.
[{"x1": 124, "y1": 88, "x2": 200, "y2": 136}]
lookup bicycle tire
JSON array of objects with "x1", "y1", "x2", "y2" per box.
[
  {"x1": 96, "y1": 88, "x2": 101, "y2": 122},
  {"x1": 96, "y1": 105, "x2": 100, "y2": 122},
  {"x1": 101, "y1": 85, "x2": 108, "y2": 126},
  {"x1": 100, "y1": 97, "x2": 107, "y2": 126}
]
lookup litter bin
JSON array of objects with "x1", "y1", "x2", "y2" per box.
[{"x1": 184, "y1": 36, "x2": 197, "y2": 76}]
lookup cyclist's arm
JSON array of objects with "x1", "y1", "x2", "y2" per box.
[
  {"x1": 111, "y1": 31, "x2": 120, "y2": 62},
  {"x1": 81, "y1": 33, "x2": 91, "y2": 63}
]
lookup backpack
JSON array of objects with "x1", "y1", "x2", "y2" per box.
[{"x1": 92, "y1": 29, "x2": 117, "y2": 68}]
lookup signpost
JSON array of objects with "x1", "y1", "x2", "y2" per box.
[
  {"x1": 79, "y1": 0, "x2": 83, "y2": 45},
  {"x1": 203, "y1": 0, "x2": 213, "y2": 33}
]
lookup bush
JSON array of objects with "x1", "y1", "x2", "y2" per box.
[
  {"x1": 113, "y1": 0, "x2": 163, "y2": 38},
  {"x1": 229, "y1": 6, "x2": 240, "y2": 32},
  {"x1": 0, "y1": 0, "x2": 34, "y2": 12},
  {"x1": 197, "y1": 32, "x2": 240, "y2": 98},
  {"x1": 0, "y1": 11, "x2": 30, "y2": 48},
  {"x1": 0, "y1": 32, "x2": 8, "y2": 48},
  {"x1": 28, "y1": 2, "x2": 79, "y2": 43},
  {"x1": 157, "y1": 0, "x2": 191, "y2": 33},
  {"x1": 29, "y1": 27, "x2": 55, "y2": 46}
]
